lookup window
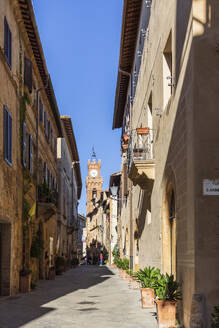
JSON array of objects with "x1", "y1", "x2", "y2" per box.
[
  {"x1": 51, "y1": 128, "x2": 53, "y2": 148},
  {"x1": 44, "y1": 162, "x2": 48, "y2": 183},
  {"x1": 44, "y1": 111, "x2": 47, "y2": 135},
  {"x1": 29, "y1": 135, "x2": 33, "y2": 173},
  {"x1": 48, "y1": 169, "x2": 51, "y2": 188},
  {"x1": 92, "y1": 189, "x2": 97, "y2": 199},
  {"x1": 22, "y1": 122, "x2": 27, "y2": 167},
  {"x1": 39, "y1": 99, "x2": 43, "y2": 122},
  {"x1": 24, "y1": 57, "x2": 32, "y2": 93},
  {"x1": 3, "y1": 106, "x2": 12, "y2": 165},
  {"x1": 4, "y1": 17, "x2": 12, "y2": 68},
  {"x1": 54, "y1": 137, "x2": 57, "y2": 157},
  {"x1": 163, "y1": 32, "x2": 173, "y2": 109},
  {"x1": 47, "y1": 120, "x2": 50, "y2": 142}
]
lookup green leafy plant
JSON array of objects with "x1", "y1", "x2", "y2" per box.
[
  {"x1": 38, "y1": 182, "x2": 58, "y2": 205},
  {"x1": 156, "y1": 273, "x2": 182, "y2": 301},
  {"x1": 20, "y1": 268, "x2": 32, "y2": 276},
  {"x1": 71, "y1": 258, "x2": 79, "y2": 266},
  {"x1": 116, "y1": 258, "x2": 129, "y2": 270},
  {"x1": 211, "y1": 306, "x2": 219, "y2": 328},
  {"x1": 56, "y1": 256, "x2": 66, "y2": 268},
  {"x1": 126, "y1": 269, "x2": 134, "y2": 276},
  {"x1": 30, "y1": 234, "x2": 44, "y2": 259},
  {"x1": 112, "y1": 245, "x2": 120, "y2": 265},
  {"x1": 133, "y1": 266, "x2": 161, "y2": 289}
]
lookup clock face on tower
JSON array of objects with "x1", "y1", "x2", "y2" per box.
[{"x1": 90, "y1": 169, "x2": 98, "y2": 178}]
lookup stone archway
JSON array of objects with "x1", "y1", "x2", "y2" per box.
[{"x1": 162, "y1": 170, "x2": 177, "y2": 277}]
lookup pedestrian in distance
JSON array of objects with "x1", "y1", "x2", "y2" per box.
[{"x1": 100, "y1": 252, "x2": 103, "y2": 266}]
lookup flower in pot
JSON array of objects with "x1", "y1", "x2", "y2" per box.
[
  {"x1": 155, "y1": 273, "x2": 182, "y2": 328},
  {"x1": 122, "y1": 134, "x2": 129, "y2": 143},
  {"x1": 136, "y1": 127, "x2": 149, "y2": 135},
  {"x1": 134, "y1": 266, "x2": 160, "y2": 308}
]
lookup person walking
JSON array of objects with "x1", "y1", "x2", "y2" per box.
[{"x1": 100, "y1": 252, "x2": 103, "y2": 266}]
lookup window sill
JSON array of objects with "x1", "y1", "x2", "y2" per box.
[{"x1": 4, "y1": 158, "x2": 12, "y2": 167}]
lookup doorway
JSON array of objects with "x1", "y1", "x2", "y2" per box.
[
  {"x1": 0, "y1": 223, "x2": 11, "y2": 296},
  {"x1": 162, "y1": 183, "x2": 177, "y2": 277}
]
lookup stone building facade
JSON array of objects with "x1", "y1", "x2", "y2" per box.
[
  {"x1": 0, "y1": 0, "x2": 81, "y2": 296},
  {"x1": 113, "y1": 0, "x2": 219, "y2": 326},
  {"x1": 57, "y1": 117, "x2": 82, "y2": 261}
]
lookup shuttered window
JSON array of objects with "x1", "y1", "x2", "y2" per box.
[
  {"x1": 24, "y1": 57, "x2": 32, "y2": 93},
  {"x1": 39, "y1": 99, "x2": 43, "y2": 122},
  {"x1": 51, "y1": 128, "x2": 53, "y2": 149},
  {"x1": 44, "y1": 162, "x2": 48, "y2": 183},
  {"x1": 22, "y1": 122, "x2": 27, "y2": 167},
  {"x1": 29, "y1": 135, "x2": 33, "y2": 173},
  {"x1": 54, "y1": 137, "x2": 57, "y2": 157},
  {"x1": 44, "y1": 111, "x2": 47, "y2": 135},
  {"x1": 3, "y1": 106, "x2": 12, "y2": 165},
  {"x1": 4, "y1": 17, "x2": 12, "y2": 68},
  {"x1": 123, "y1": 163, "x2": 128, "y2": 196},
  {"x1": 47, "y1": 120, "x2": 50, "y2": 141}
]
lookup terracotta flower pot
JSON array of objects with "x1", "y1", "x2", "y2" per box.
[
  {"x1": 48, "y1": 268, "x2": 56, "y2": 280},
  {"x1": 136, "y1": 127, "x2": 149, "y2": 135},
  {"x1": 123, "y1": 134, "x2": 129, "y2": 143},
  {"x1": 155, "y1": 299, "x2": 177, "y2": 328},
  {"x1": 20, "y1": 274, "x2": 32, "y2": 293},
  {"x1": 141, "y1": 288, "x2": 155, "y2": 308},
  {"x1": 120, "y1": 269, "x2": 126, "y2": 278}
]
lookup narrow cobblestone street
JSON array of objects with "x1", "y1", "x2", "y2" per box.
[{"x1": 0, "y1": 266, "x2": 157, "y2": 328}]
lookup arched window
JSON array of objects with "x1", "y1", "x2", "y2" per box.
[{"x1": 92, "y1": 188, "x2": 97, "y2": 199}]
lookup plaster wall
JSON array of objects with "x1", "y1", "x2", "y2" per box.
[{"x1": 126, "y1": 0, "x2": 196, "y2": 326}]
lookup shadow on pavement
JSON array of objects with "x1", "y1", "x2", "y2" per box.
[{"x1": 0, "y1": 265, "x2": 114, "y2": 328}]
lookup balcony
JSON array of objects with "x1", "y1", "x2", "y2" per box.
[
  {"x1": 38, "y1": 183, "x2": 58, "y2": 220},
  {"x1": 128, "y1": 129, "x2": 155, "y2": 192}
]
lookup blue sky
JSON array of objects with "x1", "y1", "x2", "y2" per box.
[{"x1": 32, "y1": 1, "x2": 123, "y2": 215}]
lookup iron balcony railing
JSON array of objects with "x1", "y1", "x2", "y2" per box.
[{"x1": 127, "y1": 129, "x2": 154, "y2": 171}]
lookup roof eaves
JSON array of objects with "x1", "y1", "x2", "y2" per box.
[{"x1": 113, "y1": 0, "x2": 143, "y2": 129}]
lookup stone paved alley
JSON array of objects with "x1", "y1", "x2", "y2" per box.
[{"x1": 0, "y1": 266, "x2": 157, "y2": 328}]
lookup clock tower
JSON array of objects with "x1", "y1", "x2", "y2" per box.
[{"x1": 86, "y1": 149, "x2": 103, "y2": 246}]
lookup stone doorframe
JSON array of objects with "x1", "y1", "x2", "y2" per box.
[
  {"x1": 162, "y1": 167, "x2": 177, "y2": 277},
  {"x1": 0, "y1": 222, "x2": 11, "y2": 296}
]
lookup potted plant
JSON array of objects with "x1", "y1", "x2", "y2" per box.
[
  {"x1": 136, "y1": 127, "x2": 149, "y2": 135},
  {"x1": 55, "y1": 256, "x2": 66, "y2": 275},
  {"x1": 122, "y1": 134, "x2": 129, "y2": 143},
  {"x1": 38, "y1": 182, "x2": 50, "y2": 202},
  {"x1": 71, "y1": 257, "x2": 79, "y2": 268},
  {"x1": 134, "y1": 266, "x2": 160, "y2": 308},
  {"x1": 48, "y1": 266, "x2": 56, "y2": 280},
  {"x1": 20, "y1": 268, "x2": 32, "y2": 293},
  {"x1": 155, "y1": 273, "x2": 182, "y2": 328}
]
